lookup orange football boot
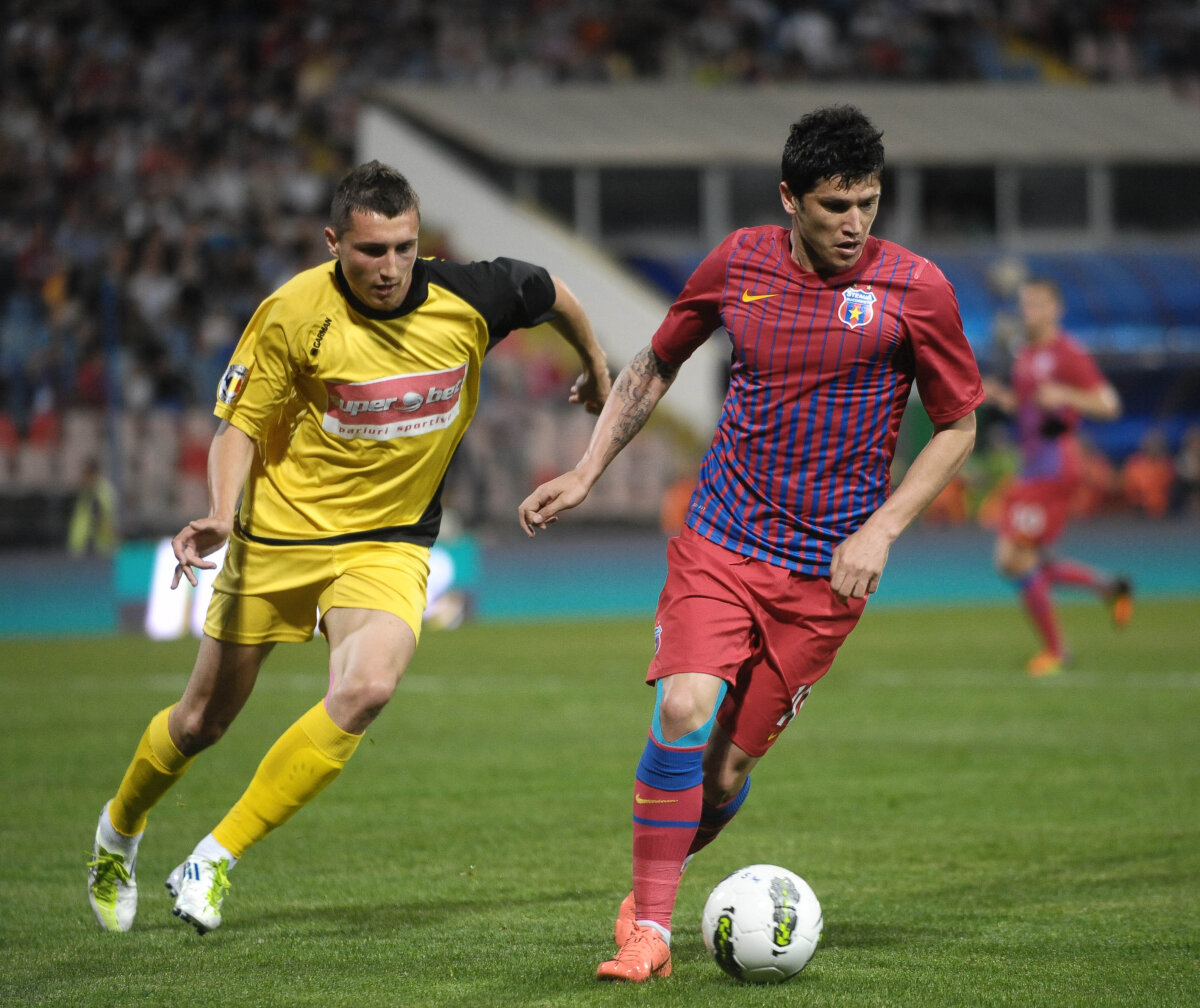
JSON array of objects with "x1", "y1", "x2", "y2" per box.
[
  {"x1": 596, "y1": 924, "x2": 672, "y2": 982},
  {"x1": 1026, "y1": 650, "x2": 1064, "y2": 677},
  {"x1": 613, "y1": 890, "x2": 635, "y2": 945},
  {"x1": 1109, "y1": 576, "x2": 1134, "y2": 629}
]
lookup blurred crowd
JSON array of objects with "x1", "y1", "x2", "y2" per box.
[{"x1": 2, "y1": 1, "x2": 1199, "y2": 542}]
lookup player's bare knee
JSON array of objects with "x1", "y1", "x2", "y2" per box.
[
  {"x1": 171, "y1": 710, "x2": 230, "y2": 755},
  {"x1": 331, "y1": 674, "x2": 398, "y2": 725},
  {"x1": 656, "y1": 688, "x2": 710, "y2": 742},
  {"x1": 702, "y1": 750, "x2": 752, "y2": 804},
  {"x1": 996, "y1": 558, "x2": 1020, "y2": 578},
  {"x1": 702, "y1": 770, "x2": 746, "y2": 807},
  {"x1": 995, "y1": 538, "x2": 1038, "y2": 579},
  {"x1": 999, "y1": 554, "x2": 1037, "y2": 579}
]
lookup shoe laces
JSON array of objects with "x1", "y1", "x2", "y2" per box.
[
  {"x1": 617, "y1": 925, "x2": 667, "y2": 964},
  {"x1": 206, "y1": 858, "x2": 231, "y2": 911},
  {"x1": 88, "y1": 847, "x2": 131, "y2": 898}
]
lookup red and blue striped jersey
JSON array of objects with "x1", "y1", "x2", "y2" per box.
[
  {"x1": 1011, "y1": 333, "x2": 1106, "y2": 481},
  {"x1": 652, "y1": 226, "x2": 983, "y2": 575}
]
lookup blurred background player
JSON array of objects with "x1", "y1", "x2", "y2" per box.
[
  {"x1": 983, "y1": 277, "x2": 1132, "y2": 676},
  {"x1": 520, "y1": 106, "x2": 982, "y2": 982},
  {"x1": 86, "y1": 161, "x2": 610, "y2": 935}
]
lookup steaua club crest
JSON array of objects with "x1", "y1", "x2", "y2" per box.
[{"x1": 838, "y1": 286, "x2": 876, "y2": 329}]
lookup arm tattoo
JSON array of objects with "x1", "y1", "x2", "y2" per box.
[
  {"x1": 609, "y1": 346, "x2": 680, "y2": 450},
  {"x1": 629, "y1": 345, "x2": 680, "y2": 383}
]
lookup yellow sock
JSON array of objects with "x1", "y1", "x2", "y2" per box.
[
  {"x1": 109, "y1": 706, "x2": 194, "y2": 837},
  {"x1": 213, "y1": 701, "x2": 362, "y2": 859}
]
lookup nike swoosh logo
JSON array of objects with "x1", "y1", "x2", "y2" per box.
[
  {"x1": 634, "y1": 793, "x2": 679, "y2": 805},
  {"x1": 741, "y1": 290, "x2": 779, "y2": 302}
]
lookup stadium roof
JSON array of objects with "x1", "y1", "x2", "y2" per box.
[{"x1": 371, "y1": 82, "x2": 1200, "y2": 168}]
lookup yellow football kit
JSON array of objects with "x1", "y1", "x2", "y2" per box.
[
  {"x1": 99, "y1": 253, "x2": 563, "y2": 894},
  {"x1": 205, "y1": 255, "x2": 556, "y2": 641}
]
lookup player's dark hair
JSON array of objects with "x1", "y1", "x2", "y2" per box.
[
  {"x1": 781, "y1": 105, "x2": 885, "y2": 198},
  {"x1": 329, "y1": 160, "x2": 420, "y2": 236}
]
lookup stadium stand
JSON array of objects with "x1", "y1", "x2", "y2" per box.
[{"x1": 1, "y1": 2, "x2": 1199, "y2": 546}]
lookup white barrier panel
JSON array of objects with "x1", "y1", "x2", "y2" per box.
[
  {"x1": 144, "y1": 539, "x2": 228, "y2": 641},
  {"x1": 142, "y1": 538, "x2": 455, "y2": 639}
]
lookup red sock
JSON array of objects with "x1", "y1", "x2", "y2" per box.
[
  {"x1": 1020, "y1": 568, "x2": 1063, "y2": 656},
  {"x1": 1042, "y1": 558, "x2": 1107, "y2": 595},
  {"x1": 630, "y1": 735, "x2": 704, "y2": 934}
]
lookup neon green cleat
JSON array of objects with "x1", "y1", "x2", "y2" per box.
[
  {"x1": 88, "y1": 803, "x2": 141, "y2": 932},
  {"x1": 166, "y1": 857, "x2": 231, "y2": 934}
]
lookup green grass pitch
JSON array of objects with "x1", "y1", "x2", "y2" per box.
[{"x1": 1, "y1": 598, "x2": 1196, "y2": 1007}]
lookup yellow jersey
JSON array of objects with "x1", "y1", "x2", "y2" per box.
[{"x1": 214, "y1": 256, "x2": 556, "y2": 545}]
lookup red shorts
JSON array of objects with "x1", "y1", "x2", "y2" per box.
[
  {"x1": 999, "y1": 477, "x2": 1075, "y2": 547},
  {"x1": 648, "y1": 527, "x2": 866, "y2": 758}
]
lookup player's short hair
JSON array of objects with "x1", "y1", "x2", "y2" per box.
[
  {"x1": 1021, "y1": 276, "x2": 1064, "y2": 304},
  {"x1": 782, "y1": 106, "x2": 885, "y2": 198},
  {"x1": 329, "y1": 160, "x2": 421, "y2": 236}
]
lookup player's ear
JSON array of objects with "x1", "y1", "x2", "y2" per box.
[{"x1": 779, "y1": 182, "x2": 798, "y2": 216}]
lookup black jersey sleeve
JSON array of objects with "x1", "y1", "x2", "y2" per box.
[{"x1": 424, "y1": 257, "x2": 557, "y2": 350}]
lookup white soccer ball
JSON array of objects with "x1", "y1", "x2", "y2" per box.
[{"x1": 700, "y1": 864, "x2": 823, "y2": 983}]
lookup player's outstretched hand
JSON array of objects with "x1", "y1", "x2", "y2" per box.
[
  {"x1": 171, "y1": 517, "x2": 233, "y2": 588},
  {"x1": 519, "y1": 472, "x2": 592, "y2": 537},
  {"x1": 569, "y1": 365, "x2": 612, "y2": 416}
]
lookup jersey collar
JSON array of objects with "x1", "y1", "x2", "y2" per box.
[{"x1": 334, "y1": 259, "x2": 429, "y2": 320}]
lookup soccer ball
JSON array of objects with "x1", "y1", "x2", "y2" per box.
[{"x1": 700, "y1": 864, "x2": 822, "y2": 983}]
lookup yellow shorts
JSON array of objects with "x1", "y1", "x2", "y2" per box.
[{"x1": 204, "y1": 531, "x2": 431, "y2": 645}]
